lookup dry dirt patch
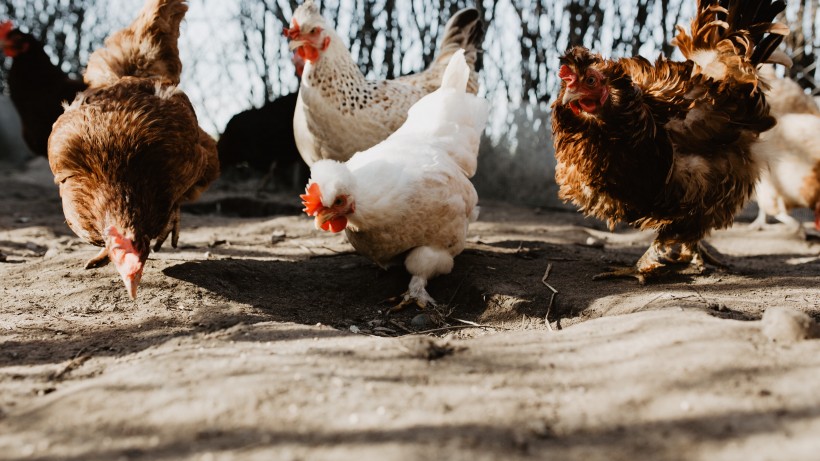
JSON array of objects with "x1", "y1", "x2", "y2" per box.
[{"x1": 1, "y1": 159, "x2": 820, "y2": 460}]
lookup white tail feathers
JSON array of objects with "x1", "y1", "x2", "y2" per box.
[
  {"x1": 394, "y1": 48, "x2": 488, "y2": 177},
  {"x1": 440, "y1": 49, "x2": 470, "y2": 93}
]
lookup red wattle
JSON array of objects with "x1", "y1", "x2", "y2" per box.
[{"x1": 327, "y1": 216, "x2": 348, "y2": 233}]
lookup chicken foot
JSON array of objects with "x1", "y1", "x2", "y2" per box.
[
  {"x1": 749, "y1": 203, "x2": 803, "y2": 235},
  {"x1": 84, "y1": 247, "x2": 110, "y2": 269},
  {"x1": 593, "y1": 240, "x2": 726, "y2": 284},
  {"x1": 388, "y1": 276, "x2": 438, "y2": 313},
  {"x1": 154, "y1": 207, "x2": 180, "y2": 252},
  {"x1": 388, "y1": 246, "x2": 454, "y2": 313}
]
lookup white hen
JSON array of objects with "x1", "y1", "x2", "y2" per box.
[
  {"x1": 751, "y1": 66, "x2": 820, "y2": 233},
  {"x1": 300, "y1": 50, "x2": 488, "y2": 308},
  {"x1": 752, "y1": 114, "x2": 820, "y2": 231},
  {"x1": 285, "y1": 0, "x2": 484, "y2": 166}
]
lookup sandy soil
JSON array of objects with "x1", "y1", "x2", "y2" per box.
[{"x1": 1, "y1": 158, "x2": 820, "y2": 460}]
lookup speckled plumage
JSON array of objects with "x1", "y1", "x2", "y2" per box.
[
  {"x1": 552, "y1": 0, "x2": 787, "y2": 280},
  {"x1": 289, "y1": 1, "x2": 484, "y2": 165},
  {"x1": 48, "y1": 0, "x2": 218, "y2": 293}
]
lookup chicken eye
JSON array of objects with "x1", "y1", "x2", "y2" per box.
[
  {"x1": 585, "y1": 76, "x2": 598, "y2": 86},
  {"x1": 333, "y1": 198, "x2": 344, "y2": 206}
]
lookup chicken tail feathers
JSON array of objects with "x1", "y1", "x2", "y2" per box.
[
  {"x1": 672, "y1": 0, "x2": 789, "y2": 88},
  {"x1": 85, "y1": 0, "x2": 188, "y2": 87},
  {"x1": 425, "y1": 8, "x2": 484, "y2": 93},
  {"x1": 398, "y1": 50, "x2": 488, "y2": 177},
  {"x1": 440, "y1": 49, "x2": 470, "y2": 93},
  {"x1": 438, "y1": 8, "x2": 484, "y2": 62}
]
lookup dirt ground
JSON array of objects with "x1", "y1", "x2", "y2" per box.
[{"x1": 1, "y1": 157, "x2": 820, "y2": 461}]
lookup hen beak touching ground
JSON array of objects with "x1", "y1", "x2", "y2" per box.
[
  {"x1": 105, "y1": 226, "x2": 146, "y2": 300},
  {"x1": 300, "y1": 182, "x2": 353, "y2": 233}
]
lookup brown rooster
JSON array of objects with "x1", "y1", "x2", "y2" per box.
[
  {"x1": 552, "y1": 0, "x2": 789, "y2": 283},
  {"x1": 48, "y1": 0, "x2": 219, "y2": 299},
  {"x1": 0, "y1": 22, "x2": 87, "y2": 157}
]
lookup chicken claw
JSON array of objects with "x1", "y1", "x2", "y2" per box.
[
  {"x1": 593, "y1": 266, "x2": 652, "y2": 284},
  {"x1": 153, "y1": 208, "x2": 180, "y2": 252},
  {"x1": 687, "y1": 241, "x2": 728, "y2": 270},
  {"x1": 594, "y1": 240, "x2": 727, "y2": 284},
  {"x1": 388, "y1": 276, "x2": 438, "y2": 313},
  {"x1": 84, "y1": 247, "x2": 110, "y2": 269}
]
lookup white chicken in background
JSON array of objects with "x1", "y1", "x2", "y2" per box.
[
  {"x1": 750, "y1": 66, "x2": 820, "y2": 234},
  {"x1": 300, "y1": 50, "x2": 487, "y2": 309},
  {"x1": 284, "y1": 0, "x2": 484, "y2": 165}
]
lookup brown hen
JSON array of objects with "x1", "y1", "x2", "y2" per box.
[
  {"x1": 48, "y1": 0, "x2": 218, "y2": 299},
  {"x1": 552, "y1": 0, "x2": 789, "y2": 283}
]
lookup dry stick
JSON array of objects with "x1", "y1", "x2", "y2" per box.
[
  {"x1": 446, "y1": 269, "x2": 472, "y2": 307},
  {"x1": 637, "y1": 293, "x2": 666, "y2": 312},
  {"x1": 542, "y1": 263, "x2": 558, "y2": 331},
  {"x1": 50, "y1": 347, "x2": 92, "y2": 381},
  {"x1": 452, "y1": 318, "x2": 481, "y2": 327},
  {"x1": 412, "y1": 323, "x2": 510, "y2": 336},
  {"x1": 388, "y1": 319, "x2": 414, "y2": 334}
]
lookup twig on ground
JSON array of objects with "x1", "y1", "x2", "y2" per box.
[
  {"x1": 411, "y1": 323, "x2": 509, "y2": 336},
  {"x1": 388, "y1": 319, "x2": 414, "y2": 334},
  {"x1": 637, "y1": 293, "x2": 666, "y2": 312},
  {"x1": 319, "y1": 246, "x2": 351, "y2": 254},
  {"x1": 49, "y1": 347, "x2": 93, "y2": 381},
  {"x1": 452, "y1": 318, "x2": 481, "y2": 327},
  {"x1": 446, "y1": 269, "x2": 472, "y2": 306},
  {"x1": 541, "y1": 263, "x2": 558, "y2": 331}
]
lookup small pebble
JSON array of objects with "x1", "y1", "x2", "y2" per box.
[
  {"x1": 43, "y1": 248, "x2": 59, "y2": 259},
  {"x1": 349, "y1": 325, "x2": 360, "y2": 334},
  {"x1": 761, "y1": 307, "x2": 819, "y2": 343},
  {"x1": 585, "y1": 236, "x2": 604, "y2": 248},
  {"x1": 270, "y1": 230, "x2": 286, "y2": 244},
  {"x1": 411, "y1": 314, "x2": 434, "y2": 330}
]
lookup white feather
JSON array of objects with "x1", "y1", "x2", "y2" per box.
[{"x1": 306, "y1": 52, "x2": 489, "y2": 303}]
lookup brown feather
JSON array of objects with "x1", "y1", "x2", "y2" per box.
[
  {"x1": 48, "y1": 0, "x2": 218, "y2": 267},
  {"x1": 553, "y1": 0, "x2": 784, "y2": 256}
]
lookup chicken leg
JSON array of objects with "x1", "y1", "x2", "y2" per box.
[
  {"x1": 84, "y1": 247, "x2": 110, "y2": 269},
  {"x1": 153, "y1": 207, "x2": 180, "y2": 252},
  {"x1": 593, "y1": 239, "x2": 726, "y2": 284},
  {"x1": 389, "y1": 246, "x2": 454, "y2": 313}
]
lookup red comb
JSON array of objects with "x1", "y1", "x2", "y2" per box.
[
  {"x1": 283, "y1": 19, "x2": 300, "y2": 39},
  {"x1": 0, "y1": 21, "x2": 13, "y2": 40},
  {"x1": 300, "y1": 182, "x2": 323, "y2": 216},
  {"x1": 559, "y1": 65, "x2": 575, "y2": 81}
]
